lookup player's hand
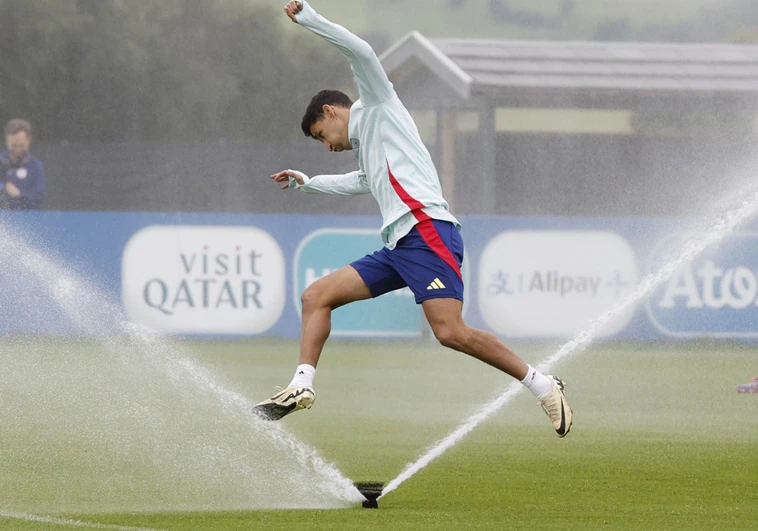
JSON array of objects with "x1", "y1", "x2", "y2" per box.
[
  {"x1": 270, "y1": 169, "x2": 304, "y2": 190},
  {"x1": 284, "y1": 1, "x2": 303, "y2": 23},
  {"x1": 5, "y1": 181, "x2": 20, "y2": 198}
]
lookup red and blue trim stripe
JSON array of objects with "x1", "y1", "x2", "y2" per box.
[{"x1": 386, "y1": 162, "x2": 461, "y2": 279}]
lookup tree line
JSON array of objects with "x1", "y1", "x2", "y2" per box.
[
  {"x1": 0, "y1": 0, "x2": 351, "y2": 142},
  {"x1": 2, "y1": 0, "x2": 756, "y2": 143},
  {"x1": 592, "y1": 0, "x2": 758, "y2": 42}
]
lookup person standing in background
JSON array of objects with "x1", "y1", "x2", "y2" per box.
[{"x1": 0, "y1": 119, "x2": 46, "y2": 210}]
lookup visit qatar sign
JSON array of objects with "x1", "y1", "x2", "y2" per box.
[{"x1": 122, "y1": 225, "x2": 285, "y2": 334}]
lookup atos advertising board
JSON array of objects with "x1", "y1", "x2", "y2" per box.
[
  {"x1": 477, "y1": 230, "x2": 638, "y2": 338},
  {"x1": 122, "y1": 225, "x2": 285, "y2": 334},
  {"x1": 647, "y1": 233, "x2": 758, "y2": 337}
]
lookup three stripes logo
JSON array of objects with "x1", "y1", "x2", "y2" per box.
[{"x1": 426, "y1": 277, "x2": 446, "y2": 291}]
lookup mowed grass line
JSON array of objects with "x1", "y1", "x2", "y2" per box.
[{"x1": 0, "y1": 338, "x2": 756, "y2": 529}]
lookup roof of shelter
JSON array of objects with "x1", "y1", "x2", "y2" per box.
[{"x1": 380, "y1": 32, "x2": 758, "y2": 100}]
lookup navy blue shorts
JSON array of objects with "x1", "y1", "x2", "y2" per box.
[{"x1": 351, "y1": 219, "x2": 464, "y2": 304}]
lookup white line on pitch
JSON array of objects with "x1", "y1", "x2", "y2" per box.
[{"x1": 0, "y1": 510, "x2": 166, "y2": 531}]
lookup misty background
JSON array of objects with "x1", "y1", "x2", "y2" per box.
[{"x1": 1, "y1": 0, "x2": 757, "y2": 215}]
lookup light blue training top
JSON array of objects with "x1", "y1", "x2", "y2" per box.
[{"x1": 289, "y1": 0, "x2": 460, "y2": 249}]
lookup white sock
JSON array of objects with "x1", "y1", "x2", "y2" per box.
[
  {"x1": 288, "y1": 364, "x2": 316, "y2": 388},
  {"x1": 520, "y1": 365, "x2": 554, "y2": 399}
]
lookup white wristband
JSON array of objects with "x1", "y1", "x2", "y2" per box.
[{"x1": 287, "y1": 169, "x2": 310, "y2": 189}]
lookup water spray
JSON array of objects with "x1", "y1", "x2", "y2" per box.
[
  {"x1": 0, "y1": 222, "x2": 364, "y2": 511},
  {"x1": 380, "y1": 185, "x2": 758, "y2": 499}
]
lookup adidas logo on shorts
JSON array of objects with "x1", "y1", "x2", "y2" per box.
[{"x1": 426, "y1": 277, "x2": 446, "y2": 290}]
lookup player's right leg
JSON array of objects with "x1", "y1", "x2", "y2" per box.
[
  {"x1": 298, "y1": 265, "x2": 373, "y2": 367},
  {"x1": 253, "y1": 265, "x2": 374, "y2": 421}
]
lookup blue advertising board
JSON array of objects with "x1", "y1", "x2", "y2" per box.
[
  {"x1": 1, "y1": 210, "x2": 757, "y2": 341},
  {"x1": 647, "y1": 233, "x2": 758, "y2": 337}
]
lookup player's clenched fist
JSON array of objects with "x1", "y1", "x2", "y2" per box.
[{"x1": 284, "y1": 1, "x2": 303, "y2": 23}]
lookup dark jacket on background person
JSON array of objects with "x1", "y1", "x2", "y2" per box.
[{"x1": 0, "y1": 149, "x2": 46, "y2": 209}]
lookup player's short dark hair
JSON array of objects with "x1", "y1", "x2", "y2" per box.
[
  {"x1": 4, "y1": 119, "x2": 32, "y2": 138},
  {"x1": 301, "y1": 90, "x2": 353, "y2": 137}
]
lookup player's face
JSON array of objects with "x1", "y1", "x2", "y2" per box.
[
  {"x1": 309, "y1": 108, "x2": 350, "y2": 152},
  {"x1": 5, "y1": 131, "x2": 30, "y2": 163}
]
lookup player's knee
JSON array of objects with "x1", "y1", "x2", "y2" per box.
[
  {"x1": 301, "y1": 279, "x2": 339, "y2": 313},
  {"x1": 301, "y1": 283, "x2": 325, "y2": 313},
  {"x1": 432, "y1": 324, "x2": 465, "y2": 350}
]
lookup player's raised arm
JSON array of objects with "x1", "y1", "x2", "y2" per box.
[{"x1": 284, "y1": 1, "x2": 395, "y2": 106}]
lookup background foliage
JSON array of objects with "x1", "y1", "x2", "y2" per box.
[
  {"x1": 0, "y1": 0, "x2": 351, "y2": 141},
  {"x1": 0, "y1": 0, "x2": 756, "y2": 142}
]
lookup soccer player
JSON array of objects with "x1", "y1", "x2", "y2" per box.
[{"x1": 254, "y1": 0, "x2": 573, "y2": 437}]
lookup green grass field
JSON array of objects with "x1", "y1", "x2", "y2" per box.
[{"x1": 0, "y1": 337, "x2": 756, "y2": 530}]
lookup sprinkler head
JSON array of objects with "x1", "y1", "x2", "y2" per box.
[{"x1": 354, "y1": 482, "x2": 383, "y2": 509}]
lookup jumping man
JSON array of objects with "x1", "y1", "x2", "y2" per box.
[{"x1": 254, "y1": 0, "x2": 573, "y2": 437}]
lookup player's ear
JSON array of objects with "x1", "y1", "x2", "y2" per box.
[{"x1": 322, "y1": 104, "x2": 336, "y2": 119}]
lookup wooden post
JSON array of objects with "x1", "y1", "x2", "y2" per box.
[
  {"x1": 479, "y1": 102, "x2": 496, "y2": 214},
  {"x1": 439, "y1": 110, "x2": 457, "y2": 211}
]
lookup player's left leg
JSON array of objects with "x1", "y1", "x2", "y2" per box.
[
  {"x1": 421, "y1": 298, "x2": 528, "y2": 378},
  {"x1": 398, "y1": 219, "x2": 572, "y2": 437},
  {"x1": 422, "y1": 298, "x2": 573, "y2": 437}
]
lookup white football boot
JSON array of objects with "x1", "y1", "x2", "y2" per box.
[
  {"x1": 538, "y1": 376, "x2": 573, "y2": 437},
  {"x1": 253, "y1": 386, "x2": 315, "y2": 421}
]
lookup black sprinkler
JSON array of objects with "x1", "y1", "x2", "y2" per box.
[{"x1": 354, "y1": 482, "x2": 383, "y2": 509}]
